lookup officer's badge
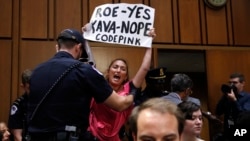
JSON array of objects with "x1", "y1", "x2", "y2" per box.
[
  {"x1": 160, "y1": 68, "x2": 164, "y2": 76},
  {"x1": 11, "y1": 105, "x2": 18, "y2": 115}
]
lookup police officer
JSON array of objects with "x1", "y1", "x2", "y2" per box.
[
  {"x1": 134, "y1": 67, "x2": 169, "y2": 105},
  {"x1": 27, "y1": 28, "x2": 140, "y2": 141},
  {"x1": 8, "y1": 69, "x2": 32, "y2": 141}
]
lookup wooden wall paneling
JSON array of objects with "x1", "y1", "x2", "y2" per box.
[
  {"x1": 206, "y1": 50, "x2": 250, "y2": 114},
  {"x1": 173, "y1": 0, "x2": 180, "y2": 43},
  {"x1": 21, "y1": 0, "x2": 48, "y2": 38},
  {"x1": 231, "y1": 0, "x2": 250, "y2": 46},
  {"x1": 20, "y1": 41, "x2": 56, "y2": 94},
  {"x1": 199, "y1": 0, "x2": 207, "y2": 44},
  {"x1": 55, "y1": 0, "x2": 82, "y2": 34},
  {"x1": 0, "y1": 0, "x2": 12, "y2": 37},
  {"x1": 120, "y1": 0, "x2": 143, "y2": 3},
  {"x1": 144, "y1": 0, "x2": 149, "y2": 5},
  {"x1": 48, "y1": 0, "x2": 55, "y2": 39},
  {"x1": 82, "y1": 0, "x2": 89, "y2": 24},
  {"x1": 0, "y1": 40, "x2": 12, "y2": 122},
  {"x1": 152, "y1": 47, "x2": 158, "y2": 67},
  {"x1": 151, "y1": 0, "x2": 173, "y2": 43},
  {"x1": 226, "y1": 0, "x2": 233, "y2": 45},
  {"x1": 205, "y1": 6, "x2": 228, "y2": 45},
  {"x1": 178, "y1": 0, "x2": 201, "y2": 44}
]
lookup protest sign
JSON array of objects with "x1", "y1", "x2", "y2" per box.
[{"x1": 83, "y1": 3, "x2": 155, "y2": 48}]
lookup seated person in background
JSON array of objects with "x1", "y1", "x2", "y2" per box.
[
  {"x1": 178, "y1": 101, "x2": 204, "y2": 141},
  {"x1": 8, "y1": 69, "x2": 32, "y2": 141},
  {"x1": 129, "y1": 98, "x2": 185, "y2": 141},
  {"x1": 135, "y1": 67, "x2": 169, "y2": 105},
  {"x1": 0, "y1": 122, "x2": 10, "y2": 141},
  {"x1": 162, "y1": 73, "x2": 201, "y2": 106}
]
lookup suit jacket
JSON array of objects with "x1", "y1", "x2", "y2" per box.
[{"x1": 162, "y1": 92, "x2": 201, "y2": 106}]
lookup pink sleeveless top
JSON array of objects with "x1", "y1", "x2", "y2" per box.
[{"x1": 88, "y1": 82, "x2": 133, "y2": 141}]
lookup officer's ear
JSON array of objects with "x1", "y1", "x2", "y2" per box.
[
  {"x1": 75, "y1": 43, "x2": 83, "y2": 53},
  {"x1": 55, "y1": 44, "x2": 59, "y2": 52}
]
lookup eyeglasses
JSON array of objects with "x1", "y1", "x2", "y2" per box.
[{"x1": 186, "y1": 88, "x2": 193, "y2": 95}]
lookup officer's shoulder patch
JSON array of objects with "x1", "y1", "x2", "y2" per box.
[{"x1": 10, "y1": 105, "x2": 18, "y2": 115}]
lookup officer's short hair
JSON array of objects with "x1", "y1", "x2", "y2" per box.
[{"x1": 57, "y1": 28, "x2": 88, "y2": 58}]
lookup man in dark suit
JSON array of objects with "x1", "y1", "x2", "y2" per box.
[{"x1": 162, "y1": 73, "x2": 201, "y2": 106}]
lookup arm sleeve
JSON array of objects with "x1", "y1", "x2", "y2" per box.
[{"x1": 83, "y1": 65, "x2": 113, "y2": 103}]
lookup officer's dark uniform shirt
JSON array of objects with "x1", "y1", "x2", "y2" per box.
[
  {"x1": 8, "y1": 93, "x2": 28, "y2": 129},
  {"x1": 28, "y1": 51, "x2": 113, "y2": 133}
]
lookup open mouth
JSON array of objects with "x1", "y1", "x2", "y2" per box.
[{"x1": 113, "y1": 74, "x2": 121, "y2": 81}]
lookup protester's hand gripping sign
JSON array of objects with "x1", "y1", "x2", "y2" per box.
[{"x1": 83, "y1": 3, "x2": 155, "y2": 48}]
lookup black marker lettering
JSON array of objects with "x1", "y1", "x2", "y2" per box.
[
  {"x1": 135, "y1": 7, "x2": 143, "y2": 18},
  {"x1": 137, "y1": 22, "x2": 144, "y2": 34},
  {"x1": 91, "y1": 20, "x2": 97, "y2": 33},
  {"x1": 121, "y1": 21, "x2": 129, "y2": 33},
  {"x1": 95, "y1": 8, "x2": 102, "y2": 18},
  {"x1": 103, "y1": 7, "x2": 111, "y2": 16},
  {"x1": 130, "y1": 22, "x2": 137, "y2": 34},
  {"x1": 96, "y1": 21, "x2": 103, "y2": 32},
  {"x1": 112, "y1": 6, "x2": 119, "y2": 17},
  {"x1": 135, "y1": 38, "x2": 141, "y2": 45},
  {"x1": 143, "y1": 9, "x2": 150, "y2": 20},
  {"x1": 127, "y1": 5, "x2": 137, "y2": 18},
  {"x1": 143, "y1": 23, "x2": 152, "y2": 36}
]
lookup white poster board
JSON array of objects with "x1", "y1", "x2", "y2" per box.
[{"x1": 83, "y1": 3, "x2": 155, "y2": 48}]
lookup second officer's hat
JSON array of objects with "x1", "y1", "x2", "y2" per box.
[{"x1": 146, "y1": 67, "x2": 167, "y2": 84}]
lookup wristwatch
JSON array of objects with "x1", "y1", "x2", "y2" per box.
[{"x1": 204, "y1": 0, "x2": 227, "y2": 10}]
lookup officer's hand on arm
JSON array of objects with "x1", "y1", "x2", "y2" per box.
[
  {"x1": 103, "y1": 82, "x2": 140, "y2": 112},
  {"x1": 103, "y1": 91, "x2": 134, "y2": 112}
]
